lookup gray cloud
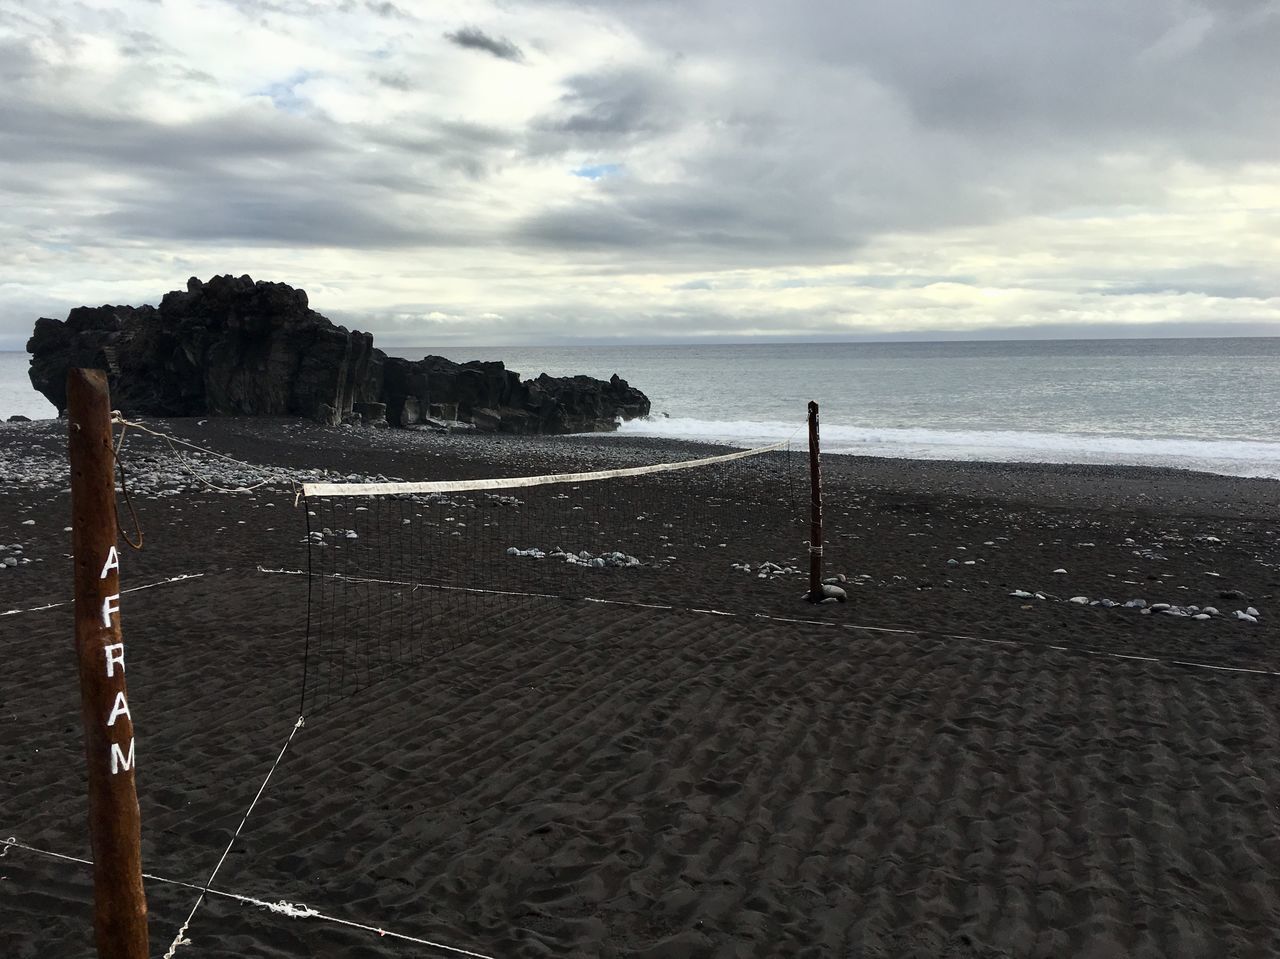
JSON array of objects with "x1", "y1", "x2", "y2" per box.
[
  {"x1": 509, "y1": 0, "x2": 1276, "y2": 270},
  {"x1": 444, "y1": 26, "x2": 525, "y2": 62},
  {"x1": 0, "y1": 37, "x2": 45, "y2": 81},
  {"x1": 364, "y1": 0, "x2": 408, "y2": 18},
  {"x1": 91, "y1": 181, "x2": 452, "y2": 249},
  {"x1": 0, "y1": 100, "x2": 330, "y2": 173},
  {"x1": 1, "y1": 0, "x2": 1278, "y2": 347},
  {"x1": 373, "y1": 70, "x2": 415, "y2": 90}
]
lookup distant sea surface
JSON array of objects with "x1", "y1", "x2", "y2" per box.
[
  {"x1": 389, "y1": 339, "x2": 1280, "y2": 479},
  {"x1": 6, "y1": 339, "x2": 1280, "y2": 478},
  {"x1": 0, "y1": 353, "x2": 55, "y2": 420}
]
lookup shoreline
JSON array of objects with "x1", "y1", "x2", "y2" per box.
[{"x1": 6, "y1": 412, "x2": 1280, "y2": 490}]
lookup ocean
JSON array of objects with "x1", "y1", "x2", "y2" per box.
[{"x1": 6, "y1": 338, "x2": 1280, "y2": 478}]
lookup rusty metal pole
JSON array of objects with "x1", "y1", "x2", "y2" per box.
[
  {"x1": 67, "y1": 368, "x2": 150, "y2": 959},
  {"x1": 807, "y1": 400, "x2": 823, "y2": 601}
]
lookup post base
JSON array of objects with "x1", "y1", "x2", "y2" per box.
[{"x1": 805, "y1": 583, "x2": 847, "y2": 604}]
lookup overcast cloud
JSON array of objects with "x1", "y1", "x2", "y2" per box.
[{"x1": 1, "y1": 0, "x2": 1277, "y2": 348}]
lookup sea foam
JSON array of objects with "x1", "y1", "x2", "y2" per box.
[{"x1": 616, "y1": 416, "x2": 1280, "y2": 479}]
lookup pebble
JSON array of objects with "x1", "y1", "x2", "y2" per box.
[
  {"x1": 1246, "y1": 606, "x2": 1260, "y2": 618},
  {"x1": 1235, "y1": 610, "x2": 1258, "y2": 623},
  {"x1": 1068, "y1": 596, "x2": 1089, "y2": 604},
  {"x1": 808, "y1": 583, "x2": 847, "y2": 603},
  {"x1": 506, "y1": 547, "x2": 546, "y2": 559},
  {"x1": 1052, "y1": 568, "x2": 1067, "y2": 574}
]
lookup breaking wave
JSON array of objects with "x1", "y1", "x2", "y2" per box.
[{"x1": 615, "y1": 416, "x2": 1280, "y2": 479}]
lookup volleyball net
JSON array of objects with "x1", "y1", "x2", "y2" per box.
[{"x1": 299, "y1": 440, "x2": 810, "y2": 713}]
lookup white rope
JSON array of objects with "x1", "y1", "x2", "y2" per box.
[
  {"x1": 256, "y1": 566, "x2": 568, "y2": 601},
  {"x1": 0, "y1": 573, "x2": 204, "y2": 618},
  {"x1": 2, "y1": 837, "x2": 496, "y2": 959},
  {"x1": 164, "y1": 715, "x2": 305, "y2": 958},
  {"x1": 112, "y1": 414, "x2": 295, "y2": 494},
  {"x1": 303, "y1": 440, "x2": 787, "y2": 497},
  {"x1": 258, "y1": 566, "x2": 1280, "y2": 679}
]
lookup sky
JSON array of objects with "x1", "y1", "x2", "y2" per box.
[{"x1": 1, "y1": 0, "x2": 1278, "y2": 350}]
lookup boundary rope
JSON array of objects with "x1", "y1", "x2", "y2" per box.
[
  {"x1": 1, "y1": 837, "x2": 496, "y2": 959},
  {"x1": 255, "y1": 566, "x2": 1280, "y2": 680},
  {"x1": 0, "y1": 573, "x2": 205, "y2": 618},
  {"x1": 302, "y1": 440, "x2": 788, "y2": 497},
  {"x1": 163, "y1": 715, "x2": 306, "y2": 958}
]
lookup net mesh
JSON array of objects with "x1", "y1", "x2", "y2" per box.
[{"x1": 300, "y1": 442, "x2": 809, "y2": 713}]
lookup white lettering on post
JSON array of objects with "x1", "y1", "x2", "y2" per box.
[
  {"x1": 110, "y1": 739, "x2": 135, "y2": 774},
  {"x1": 99, "y1": 546, "x2": 119, "y2": 580},
  {"x1": 106, "y1": 691, "x2": 131, "y2": 727},
  {"x1": 104, "y1": 643, "x2": 125, "y2": 678},
  {"x1": 101, "y1": 593, "x2": 120, "y2": 628}
]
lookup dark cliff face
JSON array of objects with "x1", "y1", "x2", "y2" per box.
[
  {"x1": 27, "y1": 275, "x2": 382, "y2": 425},
  {"x1": 27, "y1": 275, "x2": 650, "y2": 433},
  {"x1": 382, "y1": 355, "x2": 650, "y2": 433}
]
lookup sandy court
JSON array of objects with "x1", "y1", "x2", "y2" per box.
[{"x1": 4, "y1": 567, "x2": 1279, "y2": 958}]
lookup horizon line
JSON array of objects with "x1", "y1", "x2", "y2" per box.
[{"x1": 3, "y1": 332, "x2": 1280, "y2": 353}]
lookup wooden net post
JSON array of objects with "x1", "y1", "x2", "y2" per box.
[
  {"x1": 67, "y1": 368, "x2": 150, "y2": 959},
  {"x1": 807, "y1": 400, "x2": 824, "y2": 601}
]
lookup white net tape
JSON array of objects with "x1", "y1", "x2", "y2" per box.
[{"x1": 302, "y1": 441, "x2": 786, "y2": 498}]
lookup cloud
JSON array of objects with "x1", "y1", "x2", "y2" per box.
[
  {"x1": 0, "y1": 0, "x2": 1278, "y2": 350},
  {"x1": 444, "y1": 26, "x2": 525, "y2": 62}
]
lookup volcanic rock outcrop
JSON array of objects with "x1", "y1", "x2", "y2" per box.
[{"x1": 27, "y1": 275, "x2": 650, "y2": 432}]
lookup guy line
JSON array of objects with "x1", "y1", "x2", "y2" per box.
[
  {"x1": 0, "y1": 573, "x2": 205, "y2": 618},
  {"x1": 255, "y1": 565, "x2": 1280, "y2": 680},
  {"x1": 1, "y1": 835, "x2": 496, "y2": 959}
]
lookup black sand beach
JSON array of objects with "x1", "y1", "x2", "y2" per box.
[{"x1": 1, "y1": 417, "x2": 1278, "y2": 957}]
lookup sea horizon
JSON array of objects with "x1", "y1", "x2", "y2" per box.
[{"x1": 6, "y1": 336, "x2": 1280, "y2": 480}]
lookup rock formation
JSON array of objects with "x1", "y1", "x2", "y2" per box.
[
  {"x1": 382, "y1": 355, "x2": 649, "y2": 433},
  {"x1": 27, "y1": 275, "x2": 650, "y2": 432}
]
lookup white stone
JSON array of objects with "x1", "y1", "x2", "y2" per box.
[{"x1": 1068, "y1": 596, "x2": 1089, "y2": 604}]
